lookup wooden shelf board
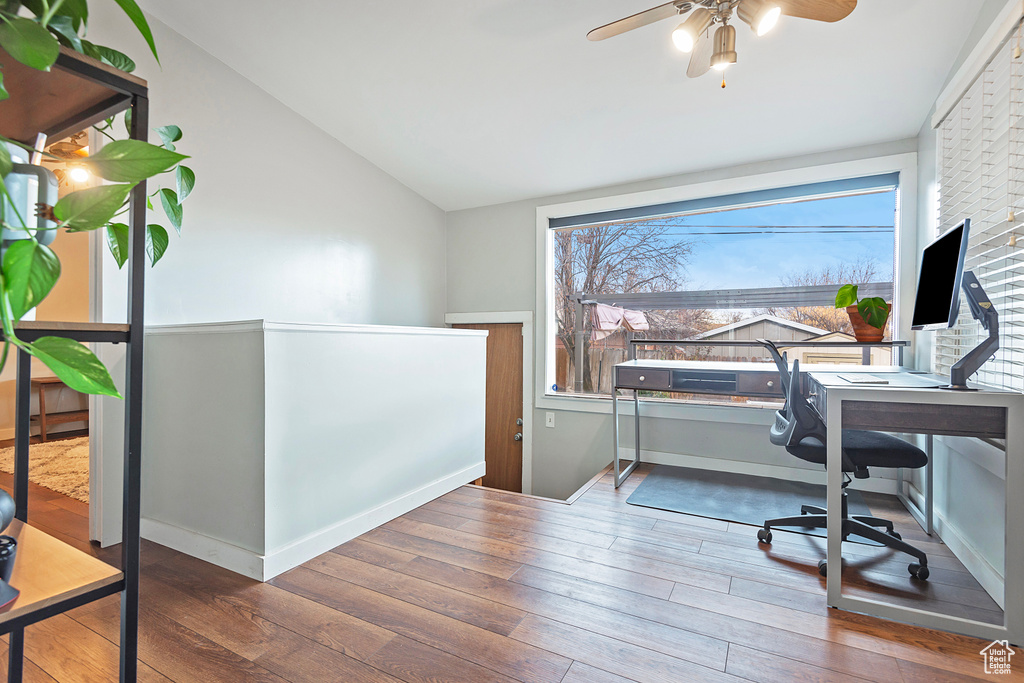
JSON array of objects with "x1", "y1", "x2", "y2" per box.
[
  {"x1": 29, "y1": 410, "x2": 89, "y2": 425},
  {"x1": 0, "y1": 520, "x2": 122, "y2": 626},
  {"x1": 0, "y1": 47, "x2": 145, "y2": 144}
]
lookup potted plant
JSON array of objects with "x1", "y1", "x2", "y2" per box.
[
  {"x1": 0, "y1": 0, "x2": 194, "y2": 397},
  {"x1": 834, "y1": 284, "x2": 890, "y2": 342}
]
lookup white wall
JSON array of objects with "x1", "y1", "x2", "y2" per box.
[
  {"x1": 85, "y1": 6, "x2": 449, "y2": 544},
  {"x1": 447, "y1": 139, "x2": 918, "y2": 499},
  {"x1": 141, "y1": 321, "x2": 486, "y2": 580}
]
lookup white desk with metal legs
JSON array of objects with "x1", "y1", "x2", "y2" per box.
[{"x1": 809, "y1": 371, "x2": 1023, "y2": 643}]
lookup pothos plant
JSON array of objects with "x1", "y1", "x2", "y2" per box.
[
  {"x1": 0, "y1": 0, "x2": 194, "y2": 398},
  {"x1": 834, "y1": 284, "x2": 890, "y2": 330}
]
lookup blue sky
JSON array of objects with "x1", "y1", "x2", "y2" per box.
[{"x1": 662, "y1": 191, "x2": 897, "y2": 290}]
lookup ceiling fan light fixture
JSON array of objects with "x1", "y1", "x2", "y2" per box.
[
  {"x1": 710, "y1": 23, "x2": 737, "y2": 70},
  {"x1": 738, "y1": 0, "x2": 782, "y2": 36},
  {"x1": 671, "y1": 7, "x2": 713, "y2": 53}
]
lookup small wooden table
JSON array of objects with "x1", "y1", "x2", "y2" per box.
[{"x1": 29, "y1": 377, "x2": 88, "y2": 442}]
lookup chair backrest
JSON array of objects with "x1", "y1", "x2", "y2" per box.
[
  {"x1": 758, "y1": 339, "x2": 791, "y2": 400},
  {"x1": 768, "y1": 358, "x2": 828, "y2": 449}
]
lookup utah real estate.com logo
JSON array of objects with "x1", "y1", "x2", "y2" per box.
[{"x1": 980, "y1": 640, "x2": 1015, "y2": 675}]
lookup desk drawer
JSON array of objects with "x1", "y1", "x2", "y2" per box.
[
  {"x1": 616, "y1": 368, "x2": 671, "y2": 390},
  {"x1": 671, "y1": 370, "x2": 737, "y2": 394},
  {"x1": 737, "y1": 371, "x2": 784, "y2": 397}
]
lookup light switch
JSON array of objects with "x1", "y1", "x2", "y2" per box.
[{"x1": 545, "y1": 412, "x2": 555, "y2": 428}]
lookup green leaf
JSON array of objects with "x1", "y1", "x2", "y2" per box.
[
  {"x1": 0, "y1": 16, "x2": 61, "y2": 71},
  {"x1": 857, "y1": 297, "x2": 890, "y2": 330},
  {"x1": 18, "y1": 0, "x2": 86, "y2": 29},
  {"x1": 111, "y1": 0, "x2": 159, "y2": 64},
  {"x1": 1, "y1": 239, "x2": 60, "y2": 320},
  {"x1": 834, "y1": 284, "x2": 858, "y2": 309},
  {"x1": 53, "y1": 184, "x2": 134, "y2": 231},
  {"x1": 26, "y1": 336, "x2": 121, "y2": 398},
  {"x1": 82, "y1": 140, "x2": 187, "y2": 183},
  {"x1": 79, "y1": 38, "x2": 102, "y2": 61},
  {"x1": 19, "y1": 1, "x2": 45, "y2": 17},
  {"x1": 47, "y1": 15, "x2": 82, "y2": 53},
  {"x1": 154, "y1": 125, "x2": 181, "y2": 152},
  {"x1": 0, "y1": 144, "x2": 11, "y2": 178},
  {"x1": 93, "y1": 44, "x2": 135, "y2": 73},
  {"x1": 159, "y1": 188, "x2": 182, "y2": 234},
  {"x1": 146, "y1": 223, "x2": 168, "y2": 266},
  {"x1": 0, "y1": 70, "x2": 7, "y2": 101},
  {"x1": 124, "y1": 107, "x2": 133, "y2": 135},
  {"x1": 61, "y1": 0, "x2": 89, "y2": 32},
  {"x1": 176, "y1": 165, "x2": 195, "y2": 202},
  {"x1": 105, "y1": 223, "x2": 129, "y2": 269}
]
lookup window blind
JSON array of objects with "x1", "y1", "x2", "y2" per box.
[{"x1": 935, "y1": 25, "x2": 1024, "y2": 392}]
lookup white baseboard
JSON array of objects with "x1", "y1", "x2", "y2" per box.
[
  {"x1": 141, "y1": 518, "x2": 265, "y2": 579},
  {"x1": 261, "y1": 461, "x2": 485, "y2": 579},
  {"x1": 142, "y1": 461, "x2": 485, "y2": 581},
  {"x1": 933, "y1": 511, "x2": 1005, "y2": 609},
  {"x1": 0, "y1": 428, "x2": 13, "y2": 441},
  {"x1": 903, "y1": 482, "x2": 1005, "y2": 608},
  {"x1": 624, "y1": 448, "x2": 898, "y2": 495}
]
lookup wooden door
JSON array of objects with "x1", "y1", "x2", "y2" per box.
[{"x1": 452, "y1": 323, "x2": 523, "y2": 492}]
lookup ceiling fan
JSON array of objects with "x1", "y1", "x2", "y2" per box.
[{"x1": 588, "y1": 0, "x2": 857, "y2": 85}]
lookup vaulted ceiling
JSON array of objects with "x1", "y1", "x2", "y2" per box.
[{"x1": 141, "y1": 1, "x2": 983, "y2": 211}]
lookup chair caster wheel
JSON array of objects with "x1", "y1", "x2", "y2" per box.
[
  {"x1": 757, "y1": 528, "x2": 772, "y2": 544},
  {"x1": 888, "y1": 530, "x2": 902, "y2": 540},
  {"x1": 817, "y1": 559, "x2": 828, "y2": 577},
  {"x1": 908, "y1": 563, "x2": 929, "y2": 581}
]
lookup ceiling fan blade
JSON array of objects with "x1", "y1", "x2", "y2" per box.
[
  {"x1": 587, "y1": 1, "x2": 685, "y2": 41},
  {"x1": 778, "y1": 0, "x2": 856, "y2": 23},
  {"x1": 686, "y1": 29, "x2": 713, "y2": 78}
]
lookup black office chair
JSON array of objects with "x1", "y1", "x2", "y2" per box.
[{"x1": 756, "y1": 340, "x2": 931, "y2": 580}]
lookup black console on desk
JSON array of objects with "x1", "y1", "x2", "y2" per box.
[{"x1": 615, "y1": 364, "x2": 783, "y2": 398}]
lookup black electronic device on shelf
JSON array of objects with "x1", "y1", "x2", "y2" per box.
[
  {"x1": 0, "y1": 491, "x2": 17, "y2": 608},
  {"x1": 910, "y1": 218, "x2": 1000, "y2": 390}
]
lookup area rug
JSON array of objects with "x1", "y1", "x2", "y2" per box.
[
  {"x1": 0, "y1": 436, "x2": 89, "y2": 503},
  {"x1": 627, "y1": 464, "x2": 879, "y2": 539}
]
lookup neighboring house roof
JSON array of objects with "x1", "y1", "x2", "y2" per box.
[
  {"x1": 693, "y1": 314, "x2": 829, "y2": 340},
  {"x1": 807, "y1": 331, "x2": 856, "y2": 342}
]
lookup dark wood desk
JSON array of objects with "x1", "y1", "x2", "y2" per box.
[{"x1": 611, "y1": 360, "x2": 905, "y2": 487}]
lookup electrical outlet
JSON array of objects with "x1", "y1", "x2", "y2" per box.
[{"x1": 545, "y1": 412, "x2": 555, "y2": 428}]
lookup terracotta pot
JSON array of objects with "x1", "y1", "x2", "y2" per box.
[{"x1": 846, "y1": 304, "x2": 889, "y2": 342}]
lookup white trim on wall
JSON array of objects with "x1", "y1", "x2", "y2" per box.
[
  {"x1": 534, "y1": 152, "x2": 919, "y2": 415},
  {"x1": 445, "y1": 311, "x2": 535, "y2": 494},
  {"x1": 630, "y1": 448, "x2": 899, "y2": 495},
  {"x1": 142, "y1": 461, "x2": 485, "y2": 581}
]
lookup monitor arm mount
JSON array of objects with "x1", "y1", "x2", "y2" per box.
[{"x1": 946, "y1": 270, "x2": 999, "y2": 390}]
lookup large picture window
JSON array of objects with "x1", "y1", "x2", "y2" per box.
[{"x1": 547, "y1": 174, "x2": 899, "y2": 404}]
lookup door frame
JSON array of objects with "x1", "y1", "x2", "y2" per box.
[{"x1": 445, "y1": 312, "x2": 534, "y2": 494}]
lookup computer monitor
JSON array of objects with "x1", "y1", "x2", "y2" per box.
[{"x1": 911, "y1": 219, "x2": 970, "y2": 331}]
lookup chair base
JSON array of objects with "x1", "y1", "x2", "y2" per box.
[{"x1": 758, "y1": 492, "x2": 929, "y2": 580}]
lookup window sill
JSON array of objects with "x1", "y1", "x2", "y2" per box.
[{"x1": 535, "y1": 392, "x2": 778, "y2": 425}]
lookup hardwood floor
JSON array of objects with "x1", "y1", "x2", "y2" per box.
[{"x1": 0, "y1": 464, "x2": 1011, "y2": 682}]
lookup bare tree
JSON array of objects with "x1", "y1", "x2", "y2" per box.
[
  {"x1": 554, "y1": 219, "x2": 694, "y2": 392},
  {"x1": 767, "y1": 258, "x2": 889, "y2": 334}
]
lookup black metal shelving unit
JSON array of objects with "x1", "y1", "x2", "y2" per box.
[{"x1": 0, "y1": 46, "x2": 148, "y2": 682}]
